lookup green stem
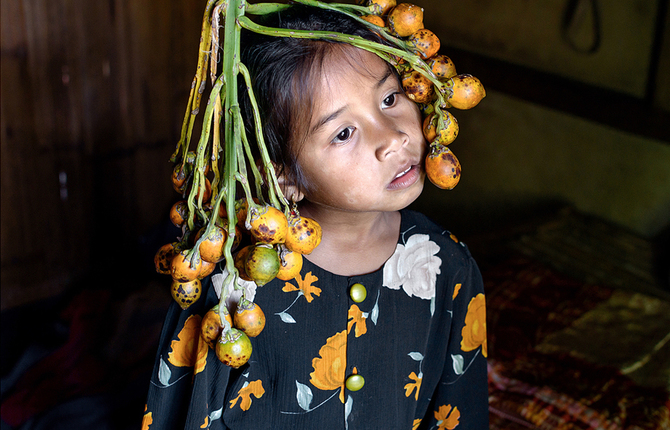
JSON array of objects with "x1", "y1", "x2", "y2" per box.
[
  {"x1": 289, "y1": 0, "x2": 408, "y2": 48},
  {"x1": 234, "y1": 108, "x2": 264, "y2": 205},
  {"x1": 246, "y1": 2, "x2": 291, "y2": 14},
  {"x1": 238, "y1": 62, "x2": 286, "y2": 210},
  {"x1": 210, "y1": 92, "x2": 225, "y2": 199},
  {"x1": 171, "y1": 0, "x2": 218, "y2": 162},
  {"x1": 185, "y1": 74, "x2": 226, "y2": 231},
  {"x1": 220, "y1": 0, "x2": 244, "y2": 290},
  {"x1": 290, "y1": 0, "x2": 371, "y2": 16},
  {"x1": 237, "y1": 15, "x2": 444, "y2": 98}
]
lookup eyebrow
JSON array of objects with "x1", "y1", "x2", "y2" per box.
[{"x1": 308, "y1": 67, "x2": 394, "y2": 136}]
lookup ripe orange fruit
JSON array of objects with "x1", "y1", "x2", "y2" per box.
[
  {"x1": 233, "y1": 302, "x2": 266, "y2": 337},
  {"x1": 216, "y1": 328, "x2": 252, "y2": 368},
  {"x1": 285, "y1": 214, "x2": 322, "y2": 255},
  {"x1": 402, "y1": 70, "x2": 434, "y2": 104},
  {"x1": 361, "y1": 14, "x2": 385, "y2": 27},
  {"x1": 446, "y1": 74, "x2": 486, "y2": 110},
  {"x1": 198, "y1": 259, "x2": 216, "y2": 279},
  {"x1": 277, "y1": 249, "x2": 303, "y2": 281},
  {"x1": 358, "y1": 0, "x2": 396, "y2": 16},
  {"x1": 171, "y1": 249, "x2": 202, "y2": 282},
  {"x1": 171, "y1": 278, "x2": 202, "y2": 309},
  {"x1": 154, "y1": 242, "x2": 182, "y2": 275},
  {"x1": 201, "y1": 304, "x2": 232, "y2": 348},
  {"x1": 172, "y1": 164, "x2": 189, "y2": 194},
  {"x1": 388, "y1": 3, "x2": 424, "y2": 37},
  {"x1": 169, "y1": 200, "x2": 189, "y2": 228},
  {"x1": 249, "y1": 205, "x2": 288, "y2": 245},
  {"x1": 408, "y1": 28, "x2": 440, "y2": 60},
  {"x1": 428, "y1": 54, "x2": 457, "y2": 79},
  {"x1": 422, "y1": 110, "x2": 459, "y2": 145},
  {"x1": 245, "y1": 245, "x2": 280, "y2": 286},
  {"x1": 197, "y1": 225, "x2": 226, "y2": 263},
  {"x1": 425, "y1": 144, "x2": 461, "y2": 190}
]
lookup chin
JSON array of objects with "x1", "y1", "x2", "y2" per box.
[{"x1": 396, "y1": 176, "x2": 425, "y2": 210}]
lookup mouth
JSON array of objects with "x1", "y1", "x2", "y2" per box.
[
  {"x1": 395, "y1": 166, "x2": 412, "y2": 179},
  {"x1": 388, "y1": 163, "x2": 422, "y2": 190}
]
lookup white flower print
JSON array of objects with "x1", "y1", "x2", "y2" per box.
[
  {"x1": 212, "y1": 267, "x2": 257, "y2": 311},
  {"x1": 383, "y1": 233, "x2": 441, "y2": 300}
]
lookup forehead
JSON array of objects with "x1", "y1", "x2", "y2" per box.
[
  {"x1": 320, "y1": 44, "x2": 389, "y2": 77},
  {"x1": 314, "y1": 46, "x2": 391, "y2": 94},
  {"x1": 307, "y1": 46, "x2": 394, "y2": 122}
]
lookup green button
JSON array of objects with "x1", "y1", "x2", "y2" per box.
[
  {"x1": 349, "y1": 283, "x2": 367, "y2": 303},
  {"x1": 345, "y1": 374, "x2": 365, "y2": 391}
]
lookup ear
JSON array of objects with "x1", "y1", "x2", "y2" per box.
[{"x1": 274, "y1": 164, "x2": 305, "y2": 203}]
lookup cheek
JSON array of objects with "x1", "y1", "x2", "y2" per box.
[{"x1": 395, "y1": 100, "x2": 424, "y2": 138}]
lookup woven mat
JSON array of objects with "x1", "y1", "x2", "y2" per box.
[{"x1": 482, "y1": 208, "x2": 670, "y2": 429}]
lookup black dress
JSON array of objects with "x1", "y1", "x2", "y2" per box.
[{"x1": 143, "y1": 210, "x2": 488, "y2": 429}]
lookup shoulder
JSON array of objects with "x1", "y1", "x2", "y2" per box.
[
  {"x1": 399, "y1": 209, "x2": 473, "y2": 263},
  {"x1": 394, "y1": 210, "x2": 483, "y2": 307}
]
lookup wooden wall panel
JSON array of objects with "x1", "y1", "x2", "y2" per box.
[
  {"x1": 421, "y1": 0, "x2": 660, "y2": 98},
  {"x1": 1, "y1": 0, "x2": 205, "y2": 310}
]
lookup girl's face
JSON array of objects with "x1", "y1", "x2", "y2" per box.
[{"x1": 295, "y1": 46, "x2": 426, "y2": 215}]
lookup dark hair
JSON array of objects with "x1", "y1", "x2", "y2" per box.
[{"x1": 238, "y1": 5, "x2": 389, "y2": 194}]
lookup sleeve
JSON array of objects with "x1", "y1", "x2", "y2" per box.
[
  {"x1": 420, "y1": 251, "x2": 489, "y2": 430},
  {"x1": 143, "y1": 275, "x2": 234, "y2": 430}
]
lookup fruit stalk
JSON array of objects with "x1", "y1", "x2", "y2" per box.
[{"x1": 220, "y1": 0, "x2": 244, "y2": 287}]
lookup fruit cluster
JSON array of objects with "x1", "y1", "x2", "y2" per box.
[
  {"x1": 156, "y1": 192, "x2": 322, "y2": 308},
  {"x1": 153, "y1": 0, "x2": 484, "y2": 369},
  {"x1": 155, "y1": 158, "x2": 323, "y2": 366},
  {"x1": 357, "y1": 0, "x2": 486, "y2": 190}
]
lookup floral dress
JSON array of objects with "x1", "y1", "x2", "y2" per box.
[{"x1": 143, "y1": 209, "x2": 488, "y2": 429}]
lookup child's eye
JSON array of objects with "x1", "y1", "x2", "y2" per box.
[
  {"x1": 383, "y1": 93, "x2": 397, "y2": 107},
  {"x1": 332, "y1": 126, "x2": 355, "y2": 145}
]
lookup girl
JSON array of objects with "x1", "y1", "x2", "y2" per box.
[{"x1": 144, "y1": 5, "x2": 488, "y2": 429}]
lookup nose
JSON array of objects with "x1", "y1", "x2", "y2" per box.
[{"x1": 373, "y1": 116, "x2": 409, "y2": 161}]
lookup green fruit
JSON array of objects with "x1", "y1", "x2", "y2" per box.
[
  {"x1": 245, "y1": 244, "x2": 280, "y2": 286},
  {"x1": 215, "y1": 328, "x2": 252, "y2": 368}
]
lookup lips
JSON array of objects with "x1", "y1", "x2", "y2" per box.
[
  {"x1": 388, "y1": 164, "x2": 421, "y2": 190},
  {"x1": 395, "y1": 166, "x2": 412, "y2": 179}
]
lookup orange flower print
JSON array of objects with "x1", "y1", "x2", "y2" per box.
[
  {"x1": 449, "y1": 233, "x2": 459, "y2": 243},
  {"x1": 283, "y1": 272, "x2": 321, "y2": 303},
  {"x1": 229, "y1": 380, "x2": 265, "y2": 411},
  {"x1": 412, "y1": 418, "x2": 422, "y2": 430},
  {"x1": 141, "y1": 405, "x2": 153, "y2": 430},
  {"x1": 310, "y1": 330, "x2": 347, "y2": 403},
  {"x1": 168, "y1": 315, "x2": 208, "y2": 374},
  {"x1": 452, "y1": 283, "x2": 461, "y2": 300},
  {"x1": 404, "y1": 371, "x2": 422, "y2": 400},
  {"x1": 460, "y1": 293, "x2": 487, "y2": 357},
  {"x1": 347, "y1": 305, "x2": 367, "y2": 337},
  {"x1": 434, "y1": 404, "x2": 460, "y2": 429},
  {"x1": 200, "y1": 416, "x2": 208, "y2": 428}
]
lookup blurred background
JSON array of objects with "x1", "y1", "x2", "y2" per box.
[{"x1": 2, "y1": 0, "x2": 669, "y2": 428}]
